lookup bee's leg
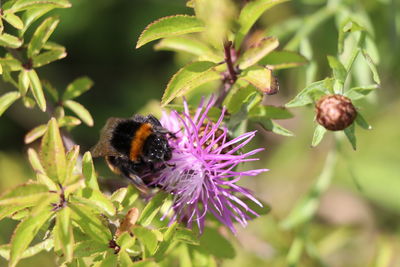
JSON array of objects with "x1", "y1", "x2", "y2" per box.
[{"x1": 145, "y1": 115, "x2": 162, "y2": 127}]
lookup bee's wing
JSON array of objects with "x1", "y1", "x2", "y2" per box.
[{"x1": 123, "y1": 173, "x2": 150, "y2": 195}]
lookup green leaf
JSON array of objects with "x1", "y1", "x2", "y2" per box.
[
  {"x1": 345, "y1": 84, "x2": 378, "y2": 100},
  {"x1": 174, "y1": 228, "x2": 199, "y2": 245},
  {"x1": 0, "y1": 181, "x2": 49, "y2": 207},
  {"x1": 28, "y1": 16, "x2": 59, "y2": 57},
  {"x1": 74, "y1": 240, "x2": 107, "y2": 258},
  {"x1": 137, "y1": 15, "x2": 205, "y2": 48},
  {"x1": 344, "y1": 123, "x2": 356, "y2": 150},
  {"x1": 132, "y1": 227, "x2": 159, "y2": 255},
  {"x1": 0, "y1": 57, "x2": 22, "y2": 71},
  {"x1": 64, "y1": 145, "x2": 80, "y2": 185},
  {"x1": 27, "y1": 148, "x2": 45, "y2": 174},
  {"x1": 154, "y1": 222, "x2": 178, "y2": 260},
  {"x1": 32, "y1": 49, "x2": 67, "y2": 68},
  {"x1": 248, "y1": 105, "x2": 293, "y2": 120},
  {"x1": 0, "y1": 33, "x2": 23, "y2": 48},
  {"x1": 154, "y1": 37, "x2": 221, "y2": 62},
  {"x1": 24, "y1": 124, "x2": 47, "y2": 144},
  {"x1": 36, "y1": 173, "x2": 58, "y2": 191},
  {"x1": 285, "y1": 78, "x2": 333, "y2": 108},
  {"x1": 235, "y1": 0, "x2": 289, "y2": 48},
  {"x1": 199, "y1": 227, "x2": 235, "y2": 259},
  {"x1": 54, "y1": 207, "x2": 74, "y2": 262},
  {"x1": 327, "y1": 56, "x2": 347, "y2": 83},
  {"x1": 0, "y1": 91, "x2": 20, "y2": 116},
  {"x1": 138, "y1": 192, "x2": 168, "y2": 227},
  {"x1": 9, "y1": 205, "x2": 53, "y2": 267},
  {"x1": 161, "y1": 61, "x2": 221, "y2": 106},
  {"x1": 0, "y1": 239, "x2": 54, "y2": 261},
  {"x1": 70, "y1": 203, "x2": 112, "y2": 244},
  {"x1": 121, "y1": 185, "x2": 140, "y2": 212},
  {"x1": 259, "y1": 50, "x2": 308, "y2": 69},
  {"x1": 95, "y1": 251, "x2": 118, "y2": 267},
  {"x1": 239, "y1": 66, "x2": 278, "y2": 95},
  {"x1": 62, "y1": 76, "x2": 94, "y2": 100},
  {"x1": 362, "y1": 49, "x2": 380, "y2": 84},
  {"x1": 82, "y1": 151, "x2": 99, "y2": 190},
  {"x1": 20, "y1": 7, "x2": 54, "y2": 35},
  {"x1": 73, "y1": 188, "x2": 115, "y2": 217},
  {"x1": 3, "y1": 13, "x2": 24, "y2": 30},
  {"x1": 355, "y1": 112, "x2": 371, "y2": 130},
  {"x1": 27, "y1": 69, "x2": 46, "y2": 111},
  {"x1": 311, "y1": 124, "x2": 327, "y2": 147},
  {"x1": 238, "y1": 37, "x2": 279, "y2": 69},
  {"x1": 132, "y1": 259, "x2": 158, "y2": 267},
  {"x1": 223, "y1": 83, "x2": 258, "y2": 114},
  {"x1": 43, "y1": 41, "x2": 65, "y2": 51},
  {"x1": 118, "y1": 250, "x2": 133, "y2": 267},
  {"x1": 18, "y1": 70, "x2": 30, "y2": 95},
  {"x1": 239, "y1": 197, "x2": 271, "y2": 217},
  {"x1": 253, "y1": 118, "x2": 294, "y2": 136},
  {"x1": 40, "y1": 118, "x2": 66, "y2": 182},
  {"x1": 10, "y1": 0, "x2": 71, "y2": 13},
  {"x1": 64, "y1": 100, "x2": 94, "y2": 126},
  {"x1": 42, "y1": 79, "x2": 59, "y2": 102},
  {"x1": 58, "y1": 116, "x2": 81, "y2": 127}
]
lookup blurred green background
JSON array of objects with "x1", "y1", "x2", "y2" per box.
[{"x1": 0, "y1": 0, "x2": 399, "y2": 266}]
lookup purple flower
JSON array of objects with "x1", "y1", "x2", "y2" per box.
[{"x1": 155, "y1": 96, "x2": 268, "y2": 233}]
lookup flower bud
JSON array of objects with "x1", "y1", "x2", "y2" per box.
[{"x1": 315, "y1": 94, "x2": 357, "y2": 131}]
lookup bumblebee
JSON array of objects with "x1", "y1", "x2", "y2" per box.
[{"x1": 91, "y1": 114, "x2": 173, "y2": 193}]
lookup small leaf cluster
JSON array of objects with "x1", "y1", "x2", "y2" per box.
[
  {"x1": 136, "y1": 0, "x2": 309, "y2": 136},
  {"x1": 286, "y1": 17, "x2": 379, "y2": 149}
]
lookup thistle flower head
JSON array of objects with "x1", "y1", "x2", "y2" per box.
[{"x1": 155, "y1": 96, "x2": 268, "y2": 233}]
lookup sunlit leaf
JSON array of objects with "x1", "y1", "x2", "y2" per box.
[
  {"x1": 327, "y1": 56, "x2": 347, "y2": 83},
  {"x1": 40, "y1": 118, "x2": 66, "y2": 182},
  {"x1": 0, "y1": 57, "x2": 22, "y2": 71},
  {"x1": 24, "y1": 124, "x2": 47, "y2": 144},
  {"x1": 199, "y1": 227, "x2": 235, "y2": 259},
  {"x1": 0, "y1": 33, "x2": 23, "y2": 48},
  {"x1": 235, "y1": 0, "x2": 288, "y2": 48},
  {"x1": 161, "y1": 61, "x2": 221, "y2": 106},
  {"x1": 10, "y1": 0, "x2": 71, "y2": 13},
  {"x1": 174, "y1": 228, "x2": 199, "y2": 245},
  {"x1": 32, "y1": 49, "x2": 67, "y2": 68},
  {"x1": 62, "y1": 76, "x2": 94, "y2": 100},
  {"x1": 137, "y1": 15, "x2": 205, "y2": 48},
  {"x1": 132, "y1": 227, "x2": 159, "y2": 255},
  {"x1": 74, "y1": 188, "x2": 115, "y2": 217},
  {"x1": 54, "y1": 207, "x2": 74, "y2": 262},
  {"x1": 260, "y1": 50, "x2": 308, "y2": 69},
  {"x1": 311, "y1": 124, "x2": 327, "y2": 147},
  {"x1": 82, "y1": 151, "x2": 99, "y2": 190},
  {"x1": 154, "y1": 222, "x2": 178, "y2": 260},
  {"x1": 27, "y1": 148, "x2": 45, "y2": 174},
  {"x1": 3, "y1": 13, "x2": 24, "y2": 30},
  {"x1": 20, "y1": 7, "x2": 54, "y2": 35},
  {"x1": 253, "y1": 118, "x2": 294, "y2": 136},
  {"x1": 27, "y1": 69, "x2": 46, "y2": 111},
  {"x1": 249, "y1": 105, "x2": 293, "y2": 120},
  {"x1": 223, "y1": 83, "x2": 258, "y2": 114},
  {"x1": 155, "y1": 36, "x2": 221, "y2": 62},
  {"x1": 9, "y1": 204, "x2": 53, "y2": 267},
  {"x1": 355, "y1": 112, "x2": 372, "y2": 130},
  {"x1": 362, "y1": 49, "x2": 380, "y2": 84},
  {"x1": 344, "y1": 123, "x2": 357, "y2": 150},
  {"x1": 18, "y1": 70, "x2": 30, "y2": 95},
  {"x1": 0, "y1": 181, "x2": 49, "y2": 207},
  {"x1": 138, "y1": 192, "x2": 168, "y2": 227},
  {"x1": 64, "y1": 100, "x2": 94, "y2": 126},
  {"x1": 345, "y1": 84, "x2": 378, "y2": 100},
  {"x1": 238, "y1": 36, "x2": 279, "y2": 69},
  {"x1": 286, "y1": 78, "x2": 333, "y2": 108},
  {"x1": 239, "y1": 66, "x2": 278, "y2": 95},
  {"x1": 118, "y1": 250, "x2": 133, "y2": 267},
  {"x1": 27, "y1": 16, "x2": 59, "y2": 57},
  {"x1": 73, "y1": 240, "x2": 107, "y2": 258},
  {"x1": 0, "y1": 91, "x2": 20, "y2": 116},
  {"x1": 58, "y1": 116, "x2": 81, "y2": 127},
  {"x1": 70, "y1": 202, "x2": 112, "y2": 244},
  {"x1": 42, "y1": 79, "x2": 59, "y2": 102}
]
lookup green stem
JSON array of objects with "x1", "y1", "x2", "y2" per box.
[{"x1": 281, "y1": 142, "x2": 338, "y2": 229}]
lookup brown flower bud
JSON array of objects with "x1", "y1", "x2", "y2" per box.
[{"x1": 316, "y1": 94, "x2": 357, "y2": 131}]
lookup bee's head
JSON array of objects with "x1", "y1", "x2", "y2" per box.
[{"x1": 143, "y1": 134, "x2": 172, "y2": 162}]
